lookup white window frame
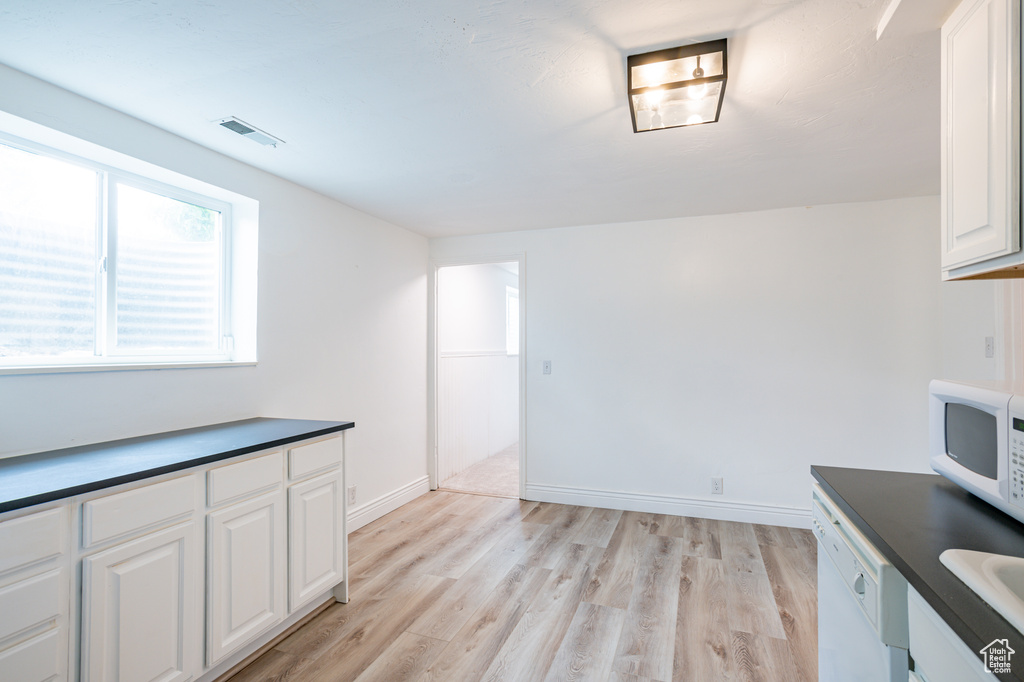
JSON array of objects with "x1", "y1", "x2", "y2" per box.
[
  {"x1": 0, "y1": 120, "x2": 258, "y2": 375},
  {"x1": 102, "y1": 174, "x2": 232, "y2": 360}
]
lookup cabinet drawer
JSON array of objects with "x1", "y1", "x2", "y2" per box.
[
  {"x1": 207, "y1": 451, "x2": 282, "y2": 508},
  {"x1": 0, "y1": 568, "x2": 64, "y2": 643},
  {"x1": 82, "y1": 476, "x2": 195, "y2": 549},
  {"x1": 0, "y1": 507, "x2": 66, "y2": 576},
  {"x1": 0, "y1": 628, "x2": 63, "y2": 682},
  {"x1": 288, "y1": 438, "x2": 341, "y2": 481}
]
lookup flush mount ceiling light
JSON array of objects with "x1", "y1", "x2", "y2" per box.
[{"x1": 627, "y1": 39, "x2": 728, "y2": 133}]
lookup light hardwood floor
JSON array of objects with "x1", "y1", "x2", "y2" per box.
[{"x1": 228, "y1": 491, "x2": 817, "y2": 682}]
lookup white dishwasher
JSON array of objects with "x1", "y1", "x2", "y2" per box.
[{"x1": 813, "y1": 484, "x2": 910, "y2": 682}]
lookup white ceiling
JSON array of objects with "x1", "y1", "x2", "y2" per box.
[{"x1": 0, "y1": 0, "x2": 942, "y2": 238}]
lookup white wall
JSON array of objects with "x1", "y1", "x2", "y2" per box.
[
  {"x1": 942, "y1": 279, "x2": 999, "y2": 382},
  {"x1": 438, "y1": 263, "x2": 516, "y2": 352},
  {"x1": 431, "y1": 197, "x2": 990, "y2": 526},
  {"x1": 3, "y1": 65, "x2": 1009, "y2": 532},
  {"x1": 436, "y1": 263, "x2": 519, "y2": 480},
  {"x1": 0, "y1": 65, "x2": 428, "y2": 528}
]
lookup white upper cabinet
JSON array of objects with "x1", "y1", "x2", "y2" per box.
[{"x1": 941, "y1": 0, "x2": 1021, "y2": 280}]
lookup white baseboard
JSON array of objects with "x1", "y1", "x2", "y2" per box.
[
  {"x1": 524, "y1": 483, "x2": 811, "y2": 529},
  {"x1": 348, "y1": 475, "x2": 431, "y2": 532}
]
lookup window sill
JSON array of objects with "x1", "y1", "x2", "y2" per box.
[{"x1": 0, "y1": 360, "x2": 258, "y2": 377}]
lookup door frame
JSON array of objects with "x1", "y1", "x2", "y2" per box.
[{"x1": 428, "y1": 253, "x2": 526, "y2": 499}]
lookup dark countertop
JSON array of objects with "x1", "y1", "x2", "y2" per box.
[
  {"x1": 812, "y1": 465, "x2": 1024, "y2": 682},
  {"x1": 0, "y1": 418, "x2": 354, "y2": 514}
]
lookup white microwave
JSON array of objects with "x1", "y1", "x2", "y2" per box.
[{"x1": 929, "y1": 379, "x2": 1024, "y2": 524}]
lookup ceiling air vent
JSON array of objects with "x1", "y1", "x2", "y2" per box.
[{"x1": 215, "y1": 117, "x2": 284, "y2": 147}]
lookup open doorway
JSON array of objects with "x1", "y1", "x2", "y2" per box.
[{"x1": 435, "y1": 261, "x2": 521, "y2": 498}]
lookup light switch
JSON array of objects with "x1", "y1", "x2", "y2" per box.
[{"x1": 543, "y1": 360, "x2": 552, "y2": 374}]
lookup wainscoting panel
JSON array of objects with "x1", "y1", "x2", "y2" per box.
[{"x1": 438, "y1": 351, "x2": 518, "y2": 483}]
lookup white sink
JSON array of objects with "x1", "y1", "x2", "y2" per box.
[{"x1": 940, "y1": 549, "x2": 1024, "y2": 634}]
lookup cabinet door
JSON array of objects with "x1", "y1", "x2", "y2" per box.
[
  {"x1": 206, "y1": 490, "x2": 286, "y2": 666},
  {"x1": 288, "y1": 471, "x2": 344, "y2": 611},
  {"x1": 81, "y1": 522, "x2": 198, "y2": 682},
  {"x1": 941, "y1": 0, "x2": 1020, "y2": 271},
  {"x1": 908, "y1": 586, "x2": 989, "y2": 682}
]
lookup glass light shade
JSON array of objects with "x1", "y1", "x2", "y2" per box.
[
  {"x1": 630, "y1": 52, "x2": 725, "y2": 90},
  {"x1": 631, "y1": 82, "x2": 723, "y2": 132},
  {"x1": 0, "y1": 142, "x2": 98, "y2": 358},
  {"x1": 114, "y1": 183, "x2": 222, "y2": 352},
  {"x1": 627, "y1": 39, "x2": 728, "y2": 133}
]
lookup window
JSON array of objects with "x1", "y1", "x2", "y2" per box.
[
  {"x1": 506, "y1": 286, "x2": 519, "y2": 356},
  {"x1": 0, "y1": 130, "x2": 257, "y2": 372}
]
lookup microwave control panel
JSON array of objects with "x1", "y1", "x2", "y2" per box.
[{"x1": 1011, "y1": 414, "x2": 1024, "y2": 507}]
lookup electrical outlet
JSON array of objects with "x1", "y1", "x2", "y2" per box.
[
  {"x1": 347, "y1": 485, "x2": 357, "y2": 505},
  {"x1": 986, "y1": 336, "x2": 995, "y2": 358},
  {"x1": 711, "y1": 477, "x2": 723, "y2": 495}
]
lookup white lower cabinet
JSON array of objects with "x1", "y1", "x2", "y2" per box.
[
  {"x1": 0, "y1": 505, "x2": 69, "y2": 682},
  {"x1": 206, "y1": 490, "x2": 287, "y2": 667},
  {"x1": 288, "y1": 470, "x2": 344, "y2": 610},
  {"x1": 0, "y1": 569, "x2": 66, "y2": 645},
  {"x1": 0, "y1": 432, "x2": 346, "y2": 682},
  {"x1": 0, "y1": 629, "x2": 64, "y2": 682},
  {"x1": 908, "y1": 586, "x2": 989, "y2": 682},
  {"x1": 0, "y1": 506, "x2": 67, "y2": 575},
  {"x1": 81, "y1": 522, "x2": 199, "y2": 682}
]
